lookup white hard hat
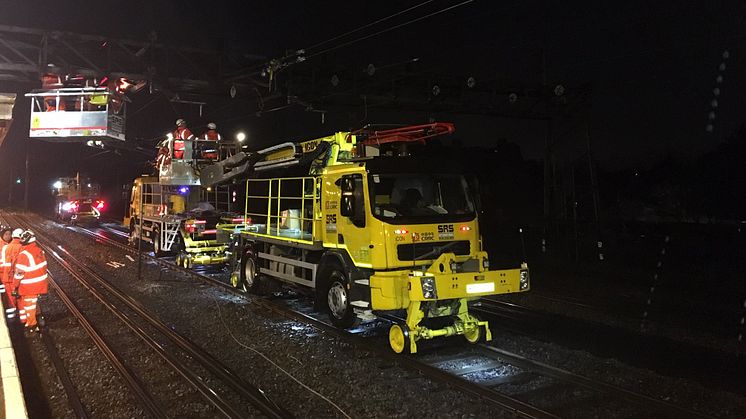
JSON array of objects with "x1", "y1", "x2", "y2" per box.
[
  {"x1": 176, "y1": 118, "x2": 186, "y2": 126},
  {"x1": 11, "y1": 228, "x2": 23, "y2": 239},
  {"x1": 20, "y1": 230, "x2": 35, "y2": 245},
  {"x1": 207, "y1": 122, "x2": 216, "y2": 130}
]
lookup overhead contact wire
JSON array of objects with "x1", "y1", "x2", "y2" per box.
[{"x1": 305, "y1": 0, "x2": 475, "y2": 59}]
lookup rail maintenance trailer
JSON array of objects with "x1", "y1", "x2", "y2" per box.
[
  {"x1": 53, "y1": 175, "x2": 105, "y2": 225},
  {"x1": 125, "y1": 176, "x2": 238, "y2": 267},
  {"x1": 203, "y1": 122, "x2": 530, "y2": 353}
]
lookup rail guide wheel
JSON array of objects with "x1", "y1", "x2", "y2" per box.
[
  {"x1": 461, "y1": 314, "x2": 492, "y2": 345},
  {"x1": 389, "y1": 323, "x2": 413, "y2": 354},
  {"x1": 463, "y1": 322, "x2": 482, "y2": 344},
  {"x1": 179, "y1": 253, "x2": 193, "y2": 269}
]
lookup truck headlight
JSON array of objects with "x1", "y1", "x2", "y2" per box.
[
  {"x1": 519, "y1": 269, "x2": 529, "y2": 290},
  {"x1": 421, "y1": 276, "x2": 438, "y2": 299},
  {"x1": 482, "y1": 258, "x2": 489, "y2": 270}
]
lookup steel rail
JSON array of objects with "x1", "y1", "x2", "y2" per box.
[
  {"x1": 45, "y1": 248, "x2": 249, "y2": 419},
  {"x1": 477, "y1": 344, "x2": 710, "y2": 418},
  {"x1": 21, "y1": 214, "x2": 291, "y2": 419},
  {"x1": 38, "y1": 323, "x2": 91, "y2": 419},
  {"x1": 46, "y1": 272, "x2": 166, "y2": 418},
  {"x1": 473, "y1": 301, "x2": 712, "y2": 418}
]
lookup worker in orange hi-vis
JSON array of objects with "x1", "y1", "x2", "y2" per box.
[
  {"x1": 1, "y1": 228, "x2": 23, "y2": 320},
  {"x1": 199, "y1": 122, "x2": 221, "y2": 160},
  {"x1": 12, "y1": 231, "x2": 48, "y2": 332},
  {"x1": 0, "y1": 227, "x2": 12, "y2": 316},
  {"x1": 172, "y1": 119, "x2": 194, "y2": 160},
  {"x1": 44, "y1": 96, "x2": 66, "y2": 112}
]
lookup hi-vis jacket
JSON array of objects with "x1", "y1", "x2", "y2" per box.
[
  {"x1": 1, "y1": 238, "x2": 22, "y2": 284},
  {"x1": 172, "y1": 127, "x2": 194, "y2": 159},
  {"x1": 13, "y1": 244, "x2": 48, "y2": 296},
  {"x1": 201, "y1": 129, "x2": 222, "y2": 142}
]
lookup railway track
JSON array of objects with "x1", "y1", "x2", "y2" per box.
[
  {"x1": 8, "y1": 213, "x2": 290, "y2": 418},
  {"x1": 475, "y1": 296, "x2": 746, "y2": 397},
  {"x1": 45, "y1": 270, "x2": 166, "y2": 417},
  {"x1": 26, "y1": 212, "x2": 710, "y2": 417}
]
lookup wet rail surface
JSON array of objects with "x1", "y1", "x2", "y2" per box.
[
  {"x1": 9, "y1": 213, "x2": 290, "y2": 418},
  {"x1": 30, "y1": 212, "x2": 715, "y2": 418}
]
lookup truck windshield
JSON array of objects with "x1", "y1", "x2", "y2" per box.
[{"x1": 369, "y1": 174, "x2": 476, "y2": 224}]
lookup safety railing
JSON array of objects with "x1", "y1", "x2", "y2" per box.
[{"x1": 243, "y1": 177, "x2": 319, "y2": 243}]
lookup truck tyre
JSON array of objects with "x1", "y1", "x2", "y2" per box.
[
  {"x1": 238, "y1": 250, "x2": 261, "y2": 293},
  {"x1": 152, "y1": 226, "x2": 165, "y2": 258},
  {"x1": 322, "y1": 266, "x2": 357, "y2": 328},
  {"x1": 129, "y1": 220, "x2": 139, "y2": 247}
]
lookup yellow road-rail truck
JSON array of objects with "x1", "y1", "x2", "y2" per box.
[
  {"x1": 124, "y1": 176, "x2": 239, "y2": 267},
  {"x1": 206, "y1": 123, "x2": 530, "y2": 353}
]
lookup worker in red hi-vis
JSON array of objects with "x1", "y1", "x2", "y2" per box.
[
  {"x1": 13, "y1": 231, "x2": 48, "y2": 332},
  {"x1": 44, "y1": 96, "x2": 66, "y2": 112},
  {"x1": 172, "y1": 119, "x2": 194, "y2": 160},
  {"x1": 0, "y1": 227, "x2": 12, "y2": 317},
  {"x1": 1, "y1": 228, "x2": 23, "y2": 320},
  {"x1": 199, "y1": 122, "x2": 221, "y2": 160}
]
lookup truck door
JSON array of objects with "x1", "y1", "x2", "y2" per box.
[{"x1": 334, "y1": 173, "x2": 372, "y2": 267}]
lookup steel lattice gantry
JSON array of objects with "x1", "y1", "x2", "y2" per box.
[{"x1": 0, "y1": 24, "x2": 266, "y2": 95}]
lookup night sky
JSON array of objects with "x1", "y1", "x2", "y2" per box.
[{"x1": 1, "y1": 0, "x2": 745, "y2": 211}]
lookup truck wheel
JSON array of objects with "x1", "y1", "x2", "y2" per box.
[
  {"x1": 152, "y1": 227, "x2": 165, "y2": 257},
  {"x1": 129, "y1": 221, "x2": 139, "y2": 247},
  {"x1": 239, "y1": 251, "x2": 261, "y2": 293},
  {"x1": 323, "y1": 268, "x2": 356, "y2": 328}
]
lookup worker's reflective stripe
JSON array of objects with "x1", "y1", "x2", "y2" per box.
[
  {"x1": 5, "y1": 308, "x2": 16, "y2": 313},
  {"x1": 20, "y1": 274, "x2": 47, "y2": 284},
  {"x1": 14, "y1": 248, "x2": 47, "y2": 294},
  {"x1": 24, "y1": 305, "x2": 35, "y2": 310},
  {"x1": 26, "y1": 261, "x2": 46, "y2": 270},
  {"x1": 16, "y1": 251, "x2": 46, "y2": 271}
]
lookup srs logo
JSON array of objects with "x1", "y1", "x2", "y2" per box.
[
  {"x1": 437, "y1": 224, "x2": 454, "y2": 239},
  {"x1": 437, "y1": 225, "x2": 454, "y2": 233}
]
